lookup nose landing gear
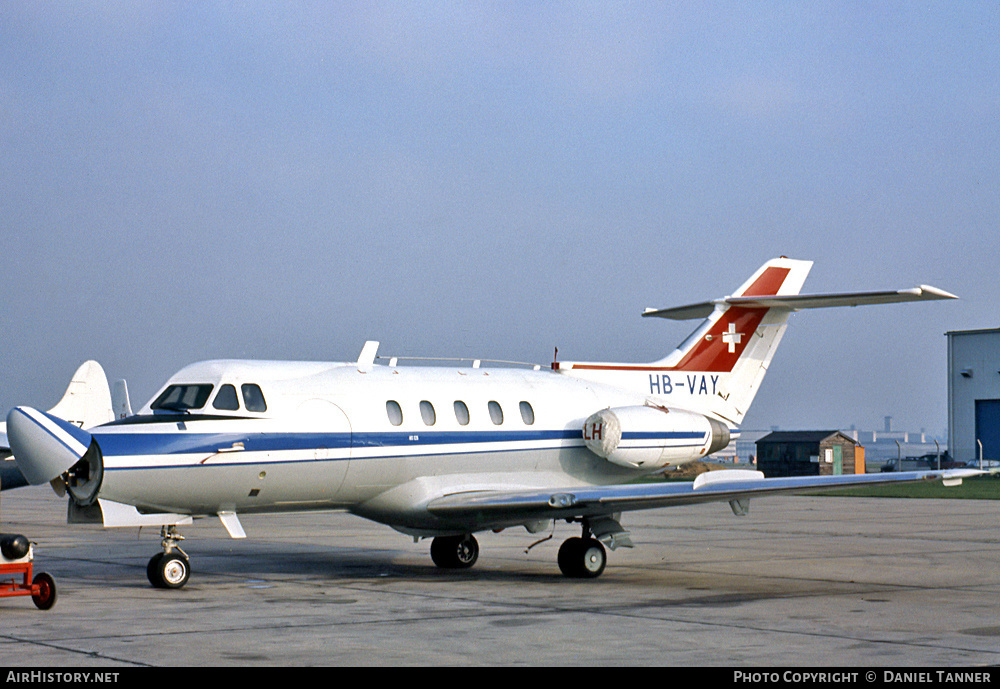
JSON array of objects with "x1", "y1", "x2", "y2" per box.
[{"x1": 147, "y1": 525, "x2": 191, "y2": 589}]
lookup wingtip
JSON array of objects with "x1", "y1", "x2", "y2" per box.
[{"x1": 918, "y1": 285, "x2": 959, "y2": 300}]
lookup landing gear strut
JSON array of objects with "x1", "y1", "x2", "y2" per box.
[
  {"x1": 147, "y1": 525, "x2": 191, "y2": 589},
  {"x1": 557, "y1": 522, "x2": 607, "y2": 579}
]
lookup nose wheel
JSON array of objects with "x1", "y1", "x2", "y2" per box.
[{"x1": 147, "y1": 526, "x2": 191, "y2": 589}]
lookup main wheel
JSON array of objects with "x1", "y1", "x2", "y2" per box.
[
  {"x1": 430, "y1": 534, "x2": 479, "y2": 569},
  {"x1": 557, "y1": 537, "x2": 607, "y2": 579},
  {"x1": 148, "y1": 552, "x2": 191, "y2": 589},
  {"x1": 31, "y1": 572, "x2": 57, "y2": 610}
]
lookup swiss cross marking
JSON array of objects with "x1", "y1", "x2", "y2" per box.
[{"x1": 721, "y1": 322, "x2": 743, "y2": 353}]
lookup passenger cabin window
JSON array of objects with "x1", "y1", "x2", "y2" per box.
[
  {"x1": 242, "y1": 384, "x2": 267, "y2": 412},
  {"x1": 420, "y1": 400, "x2": 436, "y2": 426},
  {"x1": 519, "y1": 401, "x2": 535, "y2": 425},
  {"x1": 488, "y1": 401, "x2": 504, "y2": 425},
  {"x1": 151, "y1": 384, "x2": 214, "y2": 411},
  {"x1": 213, "y1": 384, "x2": 240, "y2": 411},
  {"x1": 386, "y1": 400, "x2": 403, "y2": 426},
  {"x1": 453, "y1": 401, "x2": 470, "y2": 426}
]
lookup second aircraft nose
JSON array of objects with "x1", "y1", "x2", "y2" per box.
[{"x1": 7, "y1": 406, "x2": 93, "y2": 485}]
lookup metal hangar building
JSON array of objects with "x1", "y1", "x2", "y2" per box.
[{"x1": 947, "y1": 327, "x2": 1000, "y2": 465}]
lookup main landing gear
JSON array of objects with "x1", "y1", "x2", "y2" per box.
[
  {"x1": 556, "y1": 521, "x2": 607, "y2": 579},
  {"x1": 430, "y1": 533, "x2": 480, "y2": 569},
  {"x1": 557, "y1": 535, "x2": 606, "y2": 579},
  {"x1": 428, "y1": 521, "x2": 609, "y2": 579},
  {"x1": 147, "y1": 525, "x2": 191, "y2": 589}
]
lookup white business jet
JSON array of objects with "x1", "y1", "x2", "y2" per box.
[{"x1": 6, "y1": 258, "x2": 975, "y2": 588}]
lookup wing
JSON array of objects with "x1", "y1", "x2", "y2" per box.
[{"x1": 426, "y1": 468, "x2": 982, "y2": 527}]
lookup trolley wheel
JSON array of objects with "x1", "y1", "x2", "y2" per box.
[{"x1": 31, "y1": 572, "x2": 57, "y2": 610}]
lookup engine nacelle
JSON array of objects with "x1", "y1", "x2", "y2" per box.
[{"x1": 583, "y1": 405, "x2": 730, "y2": 469}]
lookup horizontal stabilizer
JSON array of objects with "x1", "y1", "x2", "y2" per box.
[{"x1": 644, "y1": 285, "x2": 958, "y2": 320}]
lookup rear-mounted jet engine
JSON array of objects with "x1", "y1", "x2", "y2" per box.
[{"x1": 583, "y1": 405, "x2": 730, "y2": 468}]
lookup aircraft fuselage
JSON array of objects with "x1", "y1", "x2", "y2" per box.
[{"x1": 85, "y1": 359, "x2": 717, "y2": 535}]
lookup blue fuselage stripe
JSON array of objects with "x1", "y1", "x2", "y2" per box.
[
  {"x1": 620, "y1": 432, "x2": 707, "y2": 440},
  {"x1": 92, "y1": 429, "x2": 584, "y2": 458}
]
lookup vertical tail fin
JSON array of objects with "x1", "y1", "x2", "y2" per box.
[
  {"x1": 556, "y1": 259, "x2": 812, "y2": 425},
  {"x1": 640, "y1": 258, "x2": 813, "y2": 424},
  {"x1": 557, "y1": 257, "x2": 954, "y2": 428},
  {"x1": 646, "y1": 258, "x2": 812, "y2": 374},
  {"x1": 46, "y1": 360, "x2": 114, "y2": 429}
]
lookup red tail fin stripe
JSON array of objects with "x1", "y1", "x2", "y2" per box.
[
  {"x1": 566, "y1": 265, "x2": 795, "y2": 374},
  {"x1": 670, "y1": 307, "x2": 767, "y2": 372},
  {"x1": 740, "y1": 266, "x2": 792, "y2": 297},
  {"x1": 566, "y1": 307, "x2": 768, "y2": 373}
]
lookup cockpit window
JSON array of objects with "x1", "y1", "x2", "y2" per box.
[
  {"x1": 241, "y1": 384, "x2": 267, "y2": 412},
  {"x1": 151, "y1": 384, "x2": 214, "y2": 411},
  {"x1": 213, "y1": 384, "x2": 240, "y2": 411}
]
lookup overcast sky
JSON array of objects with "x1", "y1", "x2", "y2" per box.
[{"x1": 2, "y1": 2, "x2": 997, "y2": 436}]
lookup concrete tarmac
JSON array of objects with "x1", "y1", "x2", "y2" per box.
[{"x1": 0, "y1": 484, "x2": 998, "y2": 667}]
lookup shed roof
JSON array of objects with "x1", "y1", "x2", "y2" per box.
[{"x1": 756, "y1": 430, "x2": 858, "y2": 445}]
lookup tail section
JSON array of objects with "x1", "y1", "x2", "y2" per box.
[
  {"x1": 46, "y1": 361, "x2": 114, "y2": 429},
  {"x1": 646, "y1": 258, "x2": 811, "y2": 423},
  {"x1": 645, "y1": 258, "x2": 811, "y2": 374},
  {"x1": 556, "y1": 258, "x2": 956, "y2": 428}
]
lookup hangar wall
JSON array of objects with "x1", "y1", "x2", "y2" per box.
[{"x1": 947, "y1": 328, "x2": 1000, "y2": 464}]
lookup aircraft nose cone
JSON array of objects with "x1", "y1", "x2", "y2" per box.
[{"x1": 6, "y1": 407, "x2": 93, "y2": 485}]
